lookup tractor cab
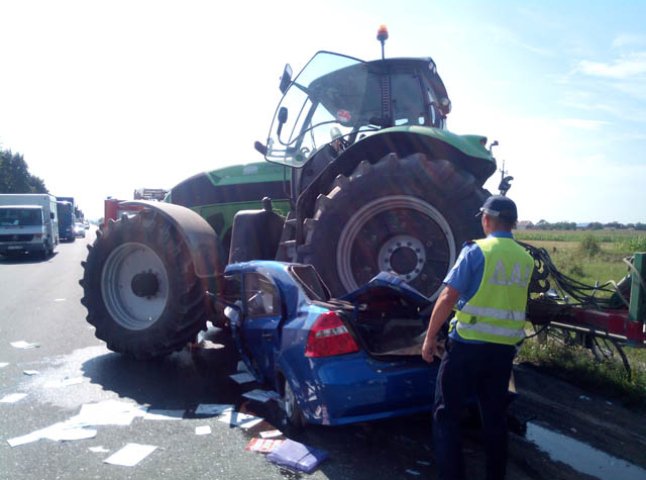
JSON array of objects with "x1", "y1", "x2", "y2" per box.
[{"x1": 261, "y1": 50, "x2": 452, "y2": 171}]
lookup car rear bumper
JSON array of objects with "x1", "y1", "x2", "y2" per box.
[{"x1": 288, "y1": 355, "x2": 438, "y2": 426}]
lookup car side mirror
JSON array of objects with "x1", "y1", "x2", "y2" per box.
[{"x1": 279, "y1": 64, "x2": 292, "y2": 93}]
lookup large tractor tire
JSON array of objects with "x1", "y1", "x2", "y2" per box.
[
  {"x1": 80, "y1": 209, "x2": 212, "y2": 359},
  {"x1": 298, "y1": 153, "x2": 488, "y2": 299}
]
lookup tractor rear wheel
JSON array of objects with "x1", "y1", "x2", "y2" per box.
[
  {"x1": 298, "y1": 153, "x2": 488, "y2": 299},
  {"x1": 80, "y1": 210, "x2": 210, "y2": 359}
]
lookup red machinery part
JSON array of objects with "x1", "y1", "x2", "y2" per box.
[{"x1": 559, "y1": 308, "x2": 646, "y2": 346}]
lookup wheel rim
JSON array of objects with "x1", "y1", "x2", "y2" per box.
[
  {"x1": 337, "y1": 195, "x2": 456, "y2": 299},
  {"x1": 101, "y1": 242, "x2": 169, "y2": 330}
]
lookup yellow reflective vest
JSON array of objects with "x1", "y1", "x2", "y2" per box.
[{"x1": 455, "y1": 237, "x2": 534, "y2": 345}]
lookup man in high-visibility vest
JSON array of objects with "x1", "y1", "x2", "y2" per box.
[{"x1": 422, "y1": 195, "x2": 534, "y2": 480}]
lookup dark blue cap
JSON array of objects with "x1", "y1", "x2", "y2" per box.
[{"x1": 477, "y1": 195, "x2": 518, "y2": 221}]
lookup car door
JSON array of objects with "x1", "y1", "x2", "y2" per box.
[{"x1": 238, "y1": 271, "x2": 283, "y2": 385}]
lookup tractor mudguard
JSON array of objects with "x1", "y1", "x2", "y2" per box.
[{"x1": 121, "y1": 200, "x2": 224, "y2": 278}]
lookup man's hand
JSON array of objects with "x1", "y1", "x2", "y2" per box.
[{"x1": 422, "y1": 336, "x2": 438, "y2": 363}]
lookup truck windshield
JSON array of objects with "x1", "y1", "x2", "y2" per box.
[{"x1": 0, "y1": 208, "x2": 43, "y2": 226}]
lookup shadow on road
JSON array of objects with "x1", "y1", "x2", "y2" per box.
[{"x1": 80, "y1": 327, "x2": 241, "y2": 410}]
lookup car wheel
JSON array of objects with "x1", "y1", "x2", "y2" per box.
[{"x1": 280, "y1": 379, "x2": 304, "y2": 431}]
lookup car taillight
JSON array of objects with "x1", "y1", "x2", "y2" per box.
[{"x1": 305, "y1": 311, "x2": 359, "y2": 358}]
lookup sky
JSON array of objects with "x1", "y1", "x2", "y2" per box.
[{"x1": 0, "y1": 0, "x2": 645, "y2": 223}]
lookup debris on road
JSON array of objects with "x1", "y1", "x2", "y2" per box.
[
  {"x1": 0, "y1": 393, "x2": 27, "y2": 403},
  {"x1": 103, "y1": 443, "x2": 157, "y2": 467},
  {"x1": 229, "y1": 372, "x2": 256, "y2": 384},
  {"x1": 195, "y1": 425, "x2": 212, "y2": 435},
  {"x1": 22, "y1": 370, "x2": 39, "y2": 375},
  {"x1": 217, "y1": 409, "x2": 263, "y2": 430},
  {"x1": 260, "y1": 429, "x2": 283, "y2": 439},
  {"x1": 10, "y1": 340, "x2": 40, "y2": 349},
  {"x1": 266, "y1": 438, "x2": 328, "y2": 474},
  {"x1": 0, "y1": 362, "x2": 9, "y2": 368},
  {"x1": 242, "y1": 389, "x2": 281, "y2": 403},
  {"x1": 89, "y1": 446, "x2": 110, "y2": 453},
  {"x1": 194, "y1": 403, "x2": 234, "y2": 416},
  {"x1": 245, "y1": 437, "x2": 284, "y2": 453}
]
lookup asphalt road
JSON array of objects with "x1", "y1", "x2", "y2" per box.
[{"x1": 0, "y1": 231, "x2": 441, "y2": 480}]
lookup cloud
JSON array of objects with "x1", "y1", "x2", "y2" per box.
[
  {"x1": 612, "y1": 34, "x2": 646, "y2": 48},
  {"x1": 576, "y1": 52, "x2": 646, "y2": 79},
  {"x1": 558, "y1": 118, "x2": 608, "y2": 130}
]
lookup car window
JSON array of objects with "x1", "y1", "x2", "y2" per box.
[
  {"x1": 243, "y1": 272, "x2": 279, "y2": 317},
  {"x1": 289, "y1": 264, "x2": 330, "y2": 301}
]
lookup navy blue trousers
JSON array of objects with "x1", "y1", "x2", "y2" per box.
[{"x1": 433, "y1": 340, "x2": 516, "y2": 480}]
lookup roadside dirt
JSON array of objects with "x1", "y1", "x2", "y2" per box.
[{"x1": 502, "y1": 362, "x2": 646, "y2": 479}]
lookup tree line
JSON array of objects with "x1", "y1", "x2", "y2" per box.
[
  {"x1": 0, "y1": 147, "x2": 48, "y2": 194},
  {"x1": 526, "y1": 220, "x2": 646, "y2": 231}
]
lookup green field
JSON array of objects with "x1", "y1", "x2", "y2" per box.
[{"x1": 513, "y1": 229, "x2": 646, "y2": 408}]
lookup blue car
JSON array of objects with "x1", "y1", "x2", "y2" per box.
[{"x1": 220, "y1": 261, "x2": 439, "y2": 427}]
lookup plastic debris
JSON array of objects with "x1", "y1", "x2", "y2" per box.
[
  {"x1": 103, "y1": 443, "x2": 157, "y2": 467},
  {"x1": 266, "y1": 439, "x2": 328, "y2": 473}
]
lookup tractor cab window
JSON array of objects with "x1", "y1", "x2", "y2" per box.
[{"x1": 243, "y1": 272, "x2": 279, "y2": 318}]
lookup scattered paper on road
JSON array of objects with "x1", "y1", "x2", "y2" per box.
[
  {"x1": 23, "y1": 370, "x2": 39, "y2": 376},
  {"x1": 7, "y1": 421, "x2": 97, "y2": 447},
  {"x1": 229, "y1": 372, "x2": 256, "y2": 384},
  {"x1": 10, "y1": 340, "x2": 40, "y2": 349},
  {"x1": 0, "y1": 362, "x2": 9, "y2": 368},
  {"x1": 1, "y1": 393, "x2": 27, "y2": 403},
  {"x1": 237, "y1": 360, "x2": 250, "y2": 373},
  {"x1": 260, "y1": 429, "x2": 283, "y2": 439},
  {"x1": 195, "y1": 425, "x2": 212, "y2": 435},
  {"x1": 405, "y1": 469, "x2": 421, "y2": 476},
  {"x1": 217, "y1": 410, "x2": 263, "y2": 430},
  {"x1": 89, "y1": 446, "x2": 110, "y2": 453},
  {"x1": 143, "y1": 409, "x2": 184, "y2": 420},
  {"x1": 75, "y1": 399, "x2": 145, "y2": 426},
  {"x1": 242, "y1": 389, "x2": 281, "y2": 403},
  {"x1": 103, "y1": 443, "x2": 157, "y2": 467},
  {"x1": 195, "y1": 403, "x2": 234, "y2": 416}
]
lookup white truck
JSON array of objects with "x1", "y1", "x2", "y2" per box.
[{"x1": 0, "y1": 194, "x2": 59, "y2": 258}]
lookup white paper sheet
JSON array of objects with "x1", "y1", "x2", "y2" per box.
[
  {"x1": 10, "y1": 340, "x2": 40, "y2": 349},
  {"x1": 23, "y1": 370, "x2": 39, "y2": 375},
  {"x1": 103, "y1": 443, "x2": 157, "y2": 467},
  {"x1": 0, "y1": 393, "x2": 27, "y2": 403},
  {"x1": 229, "y1": 372, "x2": 256, "y2": 384},
  {"x1": 195, "y1": 403, "x2": 234, "y2": 416},
  {"x1": 217, "y1": 410, "x2": 263, "y2": 430},
  {"x1": 195, "y1": 425, "x2": 212, "y2": 435},
  {"x1": 0, "y1": 362, "x2": 9, "y2": 368},
  {"x1": 89, "y1": 446, "x2": 110, "y2": 453},
  {"x1": 260, "y1": 429, "x2": 283, "y2": 439},
  {"x1": 242, "y1": 389, "x2": 280, "y2": 403}
]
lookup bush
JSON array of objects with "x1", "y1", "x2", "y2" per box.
[{"x1": 579, "y1": 234, "x2": 601, "y2": 256}]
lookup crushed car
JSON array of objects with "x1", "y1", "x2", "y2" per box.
[{"x1": 216, "y1": 260, "x2": 439, "y2": 427}]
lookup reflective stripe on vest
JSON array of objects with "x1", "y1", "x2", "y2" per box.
[{"x1": 455, "y1": 237, "x2": 534, "y2": 345}]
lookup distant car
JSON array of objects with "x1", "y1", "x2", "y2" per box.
[
  {"x1": 218, "y1": 261, "x2": 438, "y2": 428},
  {"x1": 74, "y1": 222, "x2": 86, "y2": 238}
]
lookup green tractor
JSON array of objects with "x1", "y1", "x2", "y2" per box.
[{"x1": 81, "y1": 32, "x2": 497, "y2": 359}]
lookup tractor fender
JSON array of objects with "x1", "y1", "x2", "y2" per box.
[{"x1": 121, "y1": 200, "x2": 224, "y2": 278}]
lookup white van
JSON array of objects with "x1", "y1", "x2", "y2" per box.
[{"x1": 0, "y1": 194, "x2": 59, "y2": 258}]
